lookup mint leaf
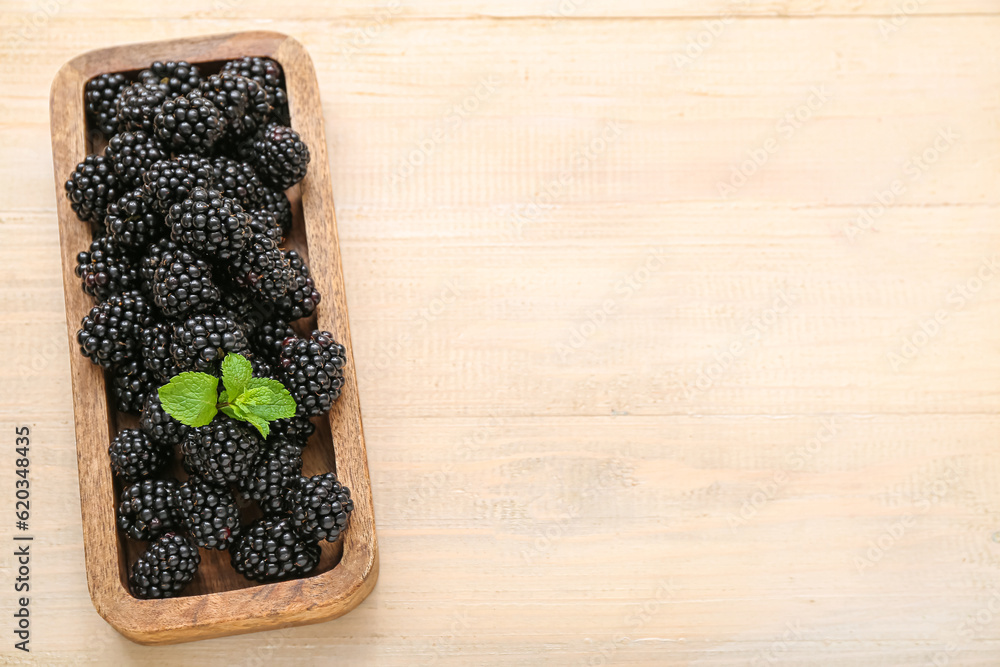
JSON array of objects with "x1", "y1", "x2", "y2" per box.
[
  {"x1": 158, "y1": 372, "x2": 219, "y2": 427},
  {"x1": 221, "y1": 353, "x2": 252, "y2": 400},
  {"x1": 241, "y1": 410, "x2": 270, "y2": 439},
  {"x1": 234, "y1": 384, "x2": 297, "y2": 421}
]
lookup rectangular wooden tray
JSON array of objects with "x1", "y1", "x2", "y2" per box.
[{"x1": 49, "y1": 31, "x2": 378, "y2": 645}]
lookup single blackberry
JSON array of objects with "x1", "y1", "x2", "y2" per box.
[
  {"x1": 129, "y1": 533, "x2": 200, "y2": 599},
  {"x1": 218, "y1": 289, "x2": 266, "y2": 334},
  {"x1": 77, "y1": 292, "x2": 154, "y2": 368},
  {"x1": 151, "y1": 244, "x2": 221, "y2": 317},
  {"x1": 252, "y1": 123, "x2": 310, "y2": 190},
  {"x1": 210, "y1": 157, "x2": 261, "y2": 207},
  {"x1": 153, "y1": 92, "x2": 226, "y2": 153},
  {"x1": 105, "y1": 130, "x2": 168, "y2": 189},
  {"x1": 141, "y1": 156, "x2": 213, "y2": 214},
  {"x1": 140, "y1": 322, "x2": 179, "y2": 382},
  {"x1": 138, "y1": 61, "x2": 202, "y2": 97},
  {"x1": 117, "y1": 478, "x2": 180, "y2": 541},
  {"x1": 176, "y1": 476, "x2": 242, "y2": 550},
  {"x1": 229, "y1": 516, "x2": 320, "y2": 583},
  {"x1": 272, "y1": 250, "x2": 321, "y2": 320},
  {"x1": 75, "y1": 235, "x2": 139, "y2": 300},
  {"x1": 289, "y1": 472, "x2": 354, "y2": 542},
  {"x1": 269, "y1": 416, "x2": 316, "y2": 445},
  {"x1": 247, "y1": 209, "x2": 284, "y2": 242},
  {"x1": 141, "y1": 393, "x2": 190, "y2": 448},
  {"x1": 279, "y1": 330, "x2": 346, "y2": 417},
  {"x1": 84, "y1": 73, "x2": 129, "y2": 136},
  {"x1": 228, "y1": 231, "x2": 292, "y2": 301},
  {"x1": 256, "y1": 184, "x2": 293, "y2": 233},
  {"x1": 200, "y1": 72, "x2": 271, "y2": 139},
  {"x1": 64, "y1": 154, "x2": 120, "y2": 225},
  {"x1": 167, "y1": 187, "x2": 251, "y2": 261},
  {"x1": 182, "y1": 417, "x2": 264, "y2": 486},
  {"x1": 110, "y1": 359, "x2": 156, "y2": 414},
  {"x1": 140, "y1": 238, "x2": 179, "y2": 290},
  {"x1": 251, "y1": 317, "x2": 295, "y2": 363},
  {"x1": 105, "y1": 188, "x2": 165, "y2": 249},
  {"x1": 116, "y1": 82, "x2": 168, "y2": 134},
  {"x1": 170, "y1": 313, "x2": 250, "y2": 372},
  {"x1": 221, "y1": 57, "x2": 288, "y2": 123},
  {"x1": 108, "y1": 429, "x2": 169, "y2": 483},
  {"x1": 238, "y1": 436, "x2": 304, "y2": 514}
]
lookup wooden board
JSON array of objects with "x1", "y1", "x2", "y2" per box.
[
  {"x1": 48, "y1": 31, "x2": 378, "y2": 644},
  {"x1": 2, "y1": 3, "x2": 1000, "y2": 665}
]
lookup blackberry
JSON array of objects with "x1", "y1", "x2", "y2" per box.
[
  {"x1": 129, "y1": 533, "x2": 200, "y2": 599},
  {"x1": 210, "y1": 157, "x2": 261, "y2": 207},
  {"x1": 116, "y1": 82, "x2": 168, "y2": 134},
  {"x1": 176, "y1": 476, "x2": 242, "y2": 550},
  {"x1": 117, "y1": 478, "x2": 179, "y2": 541},
  {"x1": 256, "y1": 185, "x2": 293, "y2": 233},
  {"x1": 153, "y1": 92, "x2": 226, "y2": 153},
  {"x1": 141, "y1": 322, "x2": 180, "y2": 382},
  {"x1": 248, "y1": 209, "x2": 284, "y2": 243},
  {"x1": 151, "y1": 244, "x2": 221, "y2": 317},
  {"x1": 269, "y1": 415, "x2": 316, "y2": 445},
  {"x1": 272, "y1": 250, "x2": 321, "y2": 320},
  {"x1": 218, "y1": 289, "x2": 265, "y2": 333},
  {"x1": 105, "y1": 188, "x2": 165, "y2": 249},
  {"x1": 84, "y1": 73, "x2": 129, "y2": 136},
  {"x1": 105, "y1": 130, "x2": 168, "y2": 189},
  {"x1": 167, "y1": 187, "x2": 251, "y2": 261},
  {"x1": 138, "y1": 61, "x2": 202, "y2": 97},
  {"x1": 289, "y1": 473, "x2": 354, "y2": 542},
  {"x1": 77, "y1": 292, "x2": 154, "y2": 368},
  {"x1": 65, "y1": 154, "x2": 121, "y2": 226},
  {"x1": 140, "y1": 238, "x2": 179, "y2": 290},
  {"x1": 228, "y1": 231, "x2": 292, "y2": 301},
  {"x1": 170, "y1": 313, "x2": 250, "y2": 372},
  {"x1": 141, "y1": 156, "x2": 213, "y2": 214},
  {"x1": 110, "y1": 359, "x2": 156, "y2": 414},
  {"x1": 252, "y1": 123, "x2": 310, "y2": 190},
  {"x1": 200, "y1": 72, "x2": 271, "y2": 139},
  {"x1": 108, "y1": 429, "x2": 169, "y2": 483},
  {"x1": 221, "y1": 57, "x2": 288, "y2": 123},
  {"x1": 238, "y1": 436, "x2": 304, "y2": 514},
  {"x1": 182, "y1": 417, "x2": 264, "y2": 486},
  {"x1": 75, "y1": 235, "x2": 139, "y2": 300},
  {"x1": 141, "y1": 392, "x2": 190, "y2": 448},
  {"x1": 229, "y1": 516, "x2": 320, "y2": 583},
  {"x1": 251, "y1": 317, "x2": 295, "y2": 363},
  {"x1": 279, "y1": 330, "x2": 346, "y2": 417}
]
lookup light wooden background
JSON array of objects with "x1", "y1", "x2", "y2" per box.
[{"x1": 2, "y1": 1, "x2": 1000, "y2": 665}]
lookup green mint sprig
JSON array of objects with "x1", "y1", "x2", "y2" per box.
[{"x1": 157, "y1": 353, "x2": 296, "y2": 439}]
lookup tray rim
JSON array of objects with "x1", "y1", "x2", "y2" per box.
[{"x1": 48, "y1": 30, "x2": 378, "y2": 645}]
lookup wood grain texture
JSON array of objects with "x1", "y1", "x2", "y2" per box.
[
  {"x1": 48, "y1": 31, "x2": 377, "y2": 645},
  {"x1": 2, "y1": 2, "x2": 1000, "y2": 665}
]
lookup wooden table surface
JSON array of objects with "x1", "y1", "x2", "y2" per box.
[{"x1": 2, "y1": 1, "x2": 1000, "y2": 664}]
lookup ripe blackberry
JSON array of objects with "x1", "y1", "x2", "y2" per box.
[
  {"x1": 141, "y1": 393, "x2": 190, "y2": 448},
  {"x1": 153, "y1": 92, "x2": 226, "y2": 153},
  {"x1": 176, "y1": 476, "x2": 242, "y2": 550},
  {"x1": 210, "y1": 157, "x2": 261, "y2": 207},
  {"x1": 75, "y1": 235, "x2": 139, "y2": 300},
  {"x1": 105, "y1": 187, "x2": 165, "y2": 249},
  {"x1": 85, "y1": 73, "x2": 129, "y2": 136},
  {"x1": 272, "y1": 250, "x2": 321, "y2": 320},
  {"x1": 252, "y1": 123, "x2": 310, "y2": 190},
  {"x1": 108, "y1": 429, "x2": 169, "y2": 483},
  {"x1": 116, "y1": 82, "x2": 168, "y2": 134},
  {"x1": 141, "y1": 156, "x2": 213, "y2": 214},
  {"x1": 200, "y1": 72, "x2": 271, "y2": 139},
  {"x1": 289, "y1": 473, "x2": 354, "y2": 542},
  {"x1": 218, "y1": 290, "x2": 265, "y2": 333},
  {"x1": 140, "y1": 238, "x2": 178, "y2": 289},
  {"x1": 140, "y1": 322, "x2": 179, "y2": 383},
  {"x1": 238, "y1": 436, "x2": 304, "y2": 514},
  {"x1": 170, "y1": 313, "x2": 250, "y2": 372},
  {"x1": 167, "y1": 187, "x2": 250, "y2": 261},
  {"x1": 151, "y1": 244, "x2": 221, "y2": 317},
  {"x1": 229, "y1": 516, "x2": 320, "y2": 583},
  {"x1": 77, "y1": 292, "x2": 154, "y2": 368},
  {"x1": 110, "y1": 359, "x2": 156, "y2": 414},
  {"x1": 65, "y1": 154, "x2": 120, "y2": 225},
  {"x1": 256, "y1": 185, "x2": 293, "y2": 233},
  {"x1": 269, "y1": 415, "x2": 316, "y2": 445},
  {"x1": 129, "y1": 533, "x2": 200, "y2": 599},
  {"x1": 229, "y1": 231, "x2": 292, "y2": 301},
  {"x1": 279, "y1": 330, "x2": 346, "y2": 417},
  {"x1": 221, "y1": 57, "x2": 288, "y2": 123},
  {"x1": 247, "y1": 209, "x2": 284, "y2": 243},
  {"x1": 251, "y1": 317, "x2": 295, "y2": 362},
  {"x1": 105, "y1": 130, "x2": 168, "y2": 189},
  {"x1": 182, "y1": 417, "x2": 264, "y2": 486},
  {"x1": 139, "y1": 61, "x2": 202, "y2": 98},
  {"x1": 117, "y1": 478, "x2": 180, "y2": 541}
]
